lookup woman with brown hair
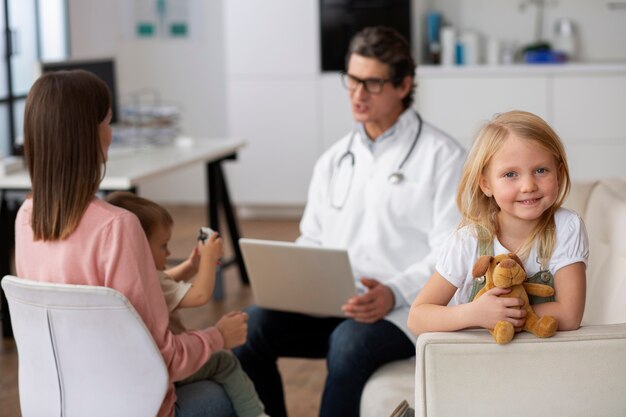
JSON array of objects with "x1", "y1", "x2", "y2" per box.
[{"x1": 15, "y1": 69, "x2": 244, "y2": 417}]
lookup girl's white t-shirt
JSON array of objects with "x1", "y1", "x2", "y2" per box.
[{"x1": 436, "y1": 208, "x2": 589, "y2": 306}]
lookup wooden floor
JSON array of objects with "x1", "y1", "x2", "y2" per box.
[{"x1": 0, "y1": 206, "x2": 327, "y2": 417}]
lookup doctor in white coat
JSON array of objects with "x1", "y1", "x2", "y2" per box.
[{"x1": 235, "y1": 26, "x2": 466, "y2": 417}]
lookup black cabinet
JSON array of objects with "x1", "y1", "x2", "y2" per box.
[{"x1": 319, "y1": 0, "x2": 412, "y2": 72}]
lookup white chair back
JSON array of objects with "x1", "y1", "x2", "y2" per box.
[{"x1": 1, "y1": 275, "x2": 169, "y2": 417}]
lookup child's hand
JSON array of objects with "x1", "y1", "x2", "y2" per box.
[
  {"x1": 187, "y1": 247, "x2": 200, "y2": 273},
  {"x1": 197, "y1": 232, "x2": 224, "y2": 264},
  {"x1": 215, "y1": 311, "x2": 248, "y2": 349},
  {"x1": 472, "y1": 288, "x2": 527, "y2": 331}
]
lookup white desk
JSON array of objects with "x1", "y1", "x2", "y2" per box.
[
  {"x1": 1, "y1": 138, "x2": 245, "y2": 190},
  {"x1": 0, "y1": 138, "x2": 247, "y2": 338}
]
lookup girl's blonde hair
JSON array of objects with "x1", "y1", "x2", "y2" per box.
[
  {"x1": 24, "y1": 70, "x2": 111, "y2": 241},
  {"x1": 457, "y1": 110, "x2": 571, "y2": 265}
]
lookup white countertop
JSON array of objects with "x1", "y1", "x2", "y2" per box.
[
  {"x1": 0, "y1": 137, "x2": 246, "y2": 190},
  {"x1": 417, "y1": 62, "x2": 626, "y2": 77}
]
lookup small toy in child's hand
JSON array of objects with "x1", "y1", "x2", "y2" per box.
[
  {"x1": 471, "y1": 253, "x2": 558, "y2": 345},
  {"x1": 198, "y1": 227, "x2": 215, "y2": 244}
]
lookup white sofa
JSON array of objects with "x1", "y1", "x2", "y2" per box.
[{"x1": 361, "y1": 178, "x2": 626, "y2": 417}]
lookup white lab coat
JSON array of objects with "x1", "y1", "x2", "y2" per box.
[{"x1": 298, "y1": 109, "x2": 466, "y2": 341}]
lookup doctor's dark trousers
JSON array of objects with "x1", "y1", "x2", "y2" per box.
[{"x1": 233, "y1": 305, "x2": 415, "y2": 417}]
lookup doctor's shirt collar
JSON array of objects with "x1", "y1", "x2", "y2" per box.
[{"x1": 356, "y1": 108, "x2": 414, "y2": 153}]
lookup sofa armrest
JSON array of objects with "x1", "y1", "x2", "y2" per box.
[{"x1": 415, "y1": 324, "x2": 626, "y2": 417}]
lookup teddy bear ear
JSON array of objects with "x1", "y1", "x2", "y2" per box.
[
  {"x1": 508, "y1": 253, "x2": 525, "y2": 271},
  {"x1": 472, "y1": 256, "x2": 493, "y2": 278}
]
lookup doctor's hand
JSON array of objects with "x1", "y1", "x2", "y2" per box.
[{"x1": 341, "y1": 277, "x2": 395, "y2": 323}]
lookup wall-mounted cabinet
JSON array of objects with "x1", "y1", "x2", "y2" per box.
[
  {"x1": 224, "y1": 0, "x2": 319, "y2": 76},
  {"x1": 415, "y1": 75, "x2": 549, "y2": 147},
  {"x1": 416, "y1": 65, "x2": 626, "y2": 180},
  {"x1": 553, "y1": 74, "x2": 626, "y2": 142}
]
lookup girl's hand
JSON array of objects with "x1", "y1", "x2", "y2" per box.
[
  {"x1": 215, "y1": 311, "x2": 248, "y2": 349},
  {"x1": 197, "y1": 232, "x2": 224, "y2": 264},
  {"x1": 472, "y1": 288, "x2": 527, "y2": 331}
]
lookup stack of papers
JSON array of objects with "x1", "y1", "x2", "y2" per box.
[{"x1": 0, "y1": 156, "x2": 23, "y2": 175}]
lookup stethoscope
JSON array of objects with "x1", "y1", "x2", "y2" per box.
[{"x1": 329, "y1": 111, "x2": 423, "y2": 210}]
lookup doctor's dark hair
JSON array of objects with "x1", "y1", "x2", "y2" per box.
[
  {"x1": 24, "y1": 69, "x2": 111, "y2": 241},
  {"x1": 346, "y1": 26, "x2": 416, "y2": 109},
  {"x1": 457, "y1": 110, "x2": 571, "y2": 266}
]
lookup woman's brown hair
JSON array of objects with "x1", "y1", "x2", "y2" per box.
[{"x1": 23, "y1": 70, "x2": 111, "y2": 241}]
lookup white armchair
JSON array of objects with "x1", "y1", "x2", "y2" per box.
[
  {"x1": 1, "y1": 276, "x2": 169, "y2": 417},
  {"x1": 361, "y1": 178, "x2": 626, "y2": 417},
  {"x1": 413, "y1": 324, "x2": 626, "y2": 416}
]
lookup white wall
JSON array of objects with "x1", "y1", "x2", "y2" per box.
[
  {"x1": 67, "y1": 0, "x2": 626, "y2": 207},
  {"x1": 68, "y1": 0, "x2": 227, "y2": 204}
]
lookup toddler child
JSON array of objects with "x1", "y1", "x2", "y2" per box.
[
  {"x1": 408, "y1": 110, "x2": 588, "y2": 337},
  {"x1": 106, "y1": 192, "x2": 268, "y2": 417}
]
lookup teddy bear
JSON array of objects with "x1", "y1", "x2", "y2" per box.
[{"x1": 471, "y1": 253, "x2": 558, "y2": 345}]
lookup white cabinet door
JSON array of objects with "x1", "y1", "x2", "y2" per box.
[
  {"x1": 552, "y1": 74, "x2": 626, "y2": 180},
  {"x1": 226, "y1": 77, "x2": 320, "y2": 205},
  {"x1": 224, "y1": 0, "x2": 319, "y2": 76},
  {"x1": 320, "y1": 73, "x2": 352, "y2": 152},
  {"x1": 415, "y1": 76, "x2": 549, "y2": 148},
  {"x1": 552, "y1": 74, "x2": 626, "y2": 143},
  {"x1": 564, "y1": 144, "x2": 626, "y2": 181}
]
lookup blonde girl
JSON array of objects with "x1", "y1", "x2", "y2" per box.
[{"x1": 408, "y1": 110, "x2": 588, "y2": 336}]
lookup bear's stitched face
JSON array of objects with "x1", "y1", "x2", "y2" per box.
[{"x1": 491, "y1": 255, "x2": 526, "y2": 288}]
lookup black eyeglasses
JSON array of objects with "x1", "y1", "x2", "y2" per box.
[{"x1": 340, "y1": 73, "x2": 394, "y2": 95}]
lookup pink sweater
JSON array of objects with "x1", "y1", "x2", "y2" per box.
[{"x1": 15, "y1": 198, "x2": 224, "y2": 417}]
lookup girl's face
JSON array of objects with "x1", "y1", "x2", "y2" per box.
[
  {"x1": 480, "y1": 134, "x2": 561, "y2": 228},
  {"x1": 98, "y1": 109, "x2": 113, "y2": 160},
  {"x1": 149, "y1": 224, "x2": 172, "y2": 271}
]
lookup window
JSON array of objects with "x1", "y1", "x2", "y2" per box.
[{"x1": 0, "y1": 0, "x2": 68, "y2": 157}]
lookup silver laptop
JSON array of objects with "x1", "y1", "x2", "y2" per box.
[{"x1": 239, "y1": 238, "x2": 357, "y2": 317}]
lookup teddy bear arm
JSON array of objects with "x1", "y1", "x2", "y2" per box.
[{"x1": 523, "y1": 282, "x2": 555, "y2": 297}]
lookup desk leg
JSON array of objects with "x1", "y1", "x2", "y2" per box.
[
  {"x1": 206, "y1": 159, "x2": 249, "y2": 291},
  {"x1": 0, "y1": 191, "x2": 15, "y2": 338}
]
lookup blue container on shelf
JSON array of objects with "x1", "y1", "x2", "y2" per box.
[
  {"x1": 523, "y1": 50, "x2": 567, "y2": 63},
  {"x1": 425, "y1": 11, "x2": 442, "y2": 64}
]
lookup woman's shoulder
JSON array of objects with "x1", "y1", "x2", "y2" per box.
[
  {"x1": 88, "y1": 198, "x2": 133, "y2": 219},
  {"x1": 83, "y1": 198, "x2": 143, "y2": 233}
]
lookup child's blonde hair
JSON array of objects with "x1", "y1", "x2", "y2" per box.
[{"x1": 457, "y1": 110, "x2": 571, "y2": 265}]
